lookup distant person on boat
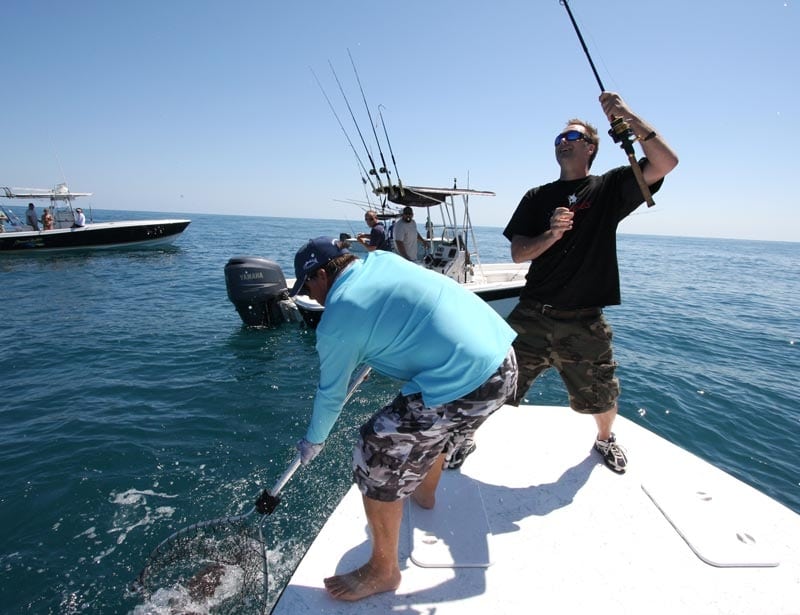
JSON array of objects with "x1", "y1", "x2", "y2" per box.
[
  {"x1": 71, "y1": 207, "x2": 86, "y2": 228},
  {"x1": 393, "y1": 206, "x2": 424, "y2": 262},
  {"x1": 25, "y1": 203, "x2": 40, "y2": 231},
  {"x1": 503, "y1": 91, "x2": 678, "y2": 474},
  {"x1": 356, "y1": 210, "x2": 391, "y2": 251},
  {"x1": 41, "y1": 209, "x2": 54, "y2": 231},
  {"x1": 289, "y1": 236, "x2": 517, "y2": 601}
]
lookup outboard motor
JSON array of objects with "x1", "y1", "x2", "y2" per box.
[{"x1": 224, "y1": 256, "x2": 301, "y2": 327}]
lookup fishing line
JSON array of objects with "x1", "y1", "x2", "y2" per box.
[
  {"x1": 310, "y1": 67, "x2": 376, "y2": 193},
  {"x1": 560, "y1": 0, "x2": 605, "y2": 91},
  {"x1": 347, "y1": 48, "x2": 395, "y2": 198},
  {"x1": 560, "y1": 3, "x2": 620, "y2": 92},
  {"x1": 559, "y1": 0, "x2": 655, "y2": 206},
  {"x1": 328, "y1": 59, "x2": 385, "y2": 193},
  {"x1": 378, "y1": 104, "x2": 404, "y2": 196}
]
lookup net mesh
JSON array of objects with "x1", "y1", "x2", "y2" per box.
[{"x1": 132, "y1": 512, "x2": 269, "y2": 614}]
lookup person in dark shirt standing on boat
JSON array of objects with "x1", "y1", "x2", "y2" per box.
[
  {"x1": 26, "y1": 203, "x2": 40, "y2": 231},
  {"x1": 357, "y1": 210, "x2": 391, "y2": 251},
  {"x1": 503, "y1": 92, "x2": 678, "y2": 473},
  {"x1": 290, "y1": 236, "x2": 517, "y2": 601}
]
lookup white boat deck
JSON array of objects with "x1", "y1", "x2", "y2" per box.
[{"x1": 271, "y1": 404, "x2": 800, "y2": 614}]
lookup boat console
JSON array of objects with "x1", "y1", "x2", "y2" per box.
[{"x1": 424, "y1": 239, "x2": 472, "y2": 284}]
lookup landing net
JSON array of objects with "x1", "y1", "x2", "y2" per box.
[{"x1": 132, "y1": 512, "x2": 269, "y2": 614}]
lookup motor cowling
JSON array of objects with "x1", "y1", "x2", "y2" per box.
[{"x1": 224, "y1": 256, "x2": 298, "y2": 327}]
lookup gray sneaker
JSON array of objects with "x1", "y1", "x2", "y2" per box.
[{"x1": 594, "y1": 433, "x2": 627, "y2": 474}]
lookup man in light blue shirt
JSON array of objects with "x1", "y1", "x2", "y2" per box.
[{"x1": 290, "y1": 236, "x2": 517, "y2": 601}]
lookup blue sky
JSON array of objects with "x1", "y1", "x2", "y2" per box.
[{"x1": 2, "y1": 0, "x2": 797, "y2": 241}]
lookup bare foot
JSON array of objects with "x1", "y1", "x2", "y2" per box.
[{"x1": 324, "y1": 563, "x2": 401, "y2": 601}]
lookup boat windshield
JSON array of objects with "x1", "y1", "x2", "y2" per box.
[{"x1": 0, "y1": 204, "x2": 24, "y2": 228}]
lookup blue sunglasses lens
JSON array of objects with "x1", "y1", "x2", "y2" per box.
[{"x1": 554, "y1": 130, "x2": 590, "y2": 146}]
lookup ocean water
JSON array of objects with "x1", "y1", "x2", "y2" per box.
[{"x1": 1, "y1": 210, "x2": 798, "y2": 614}]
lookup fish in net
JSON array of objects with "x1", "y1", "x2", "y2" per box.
[
  {"x1": 131, "y1": 365, "x2": 372, "y2": 613},
  {"x1": 132, "y1": 509, "x2": 273, "y2": 614}
]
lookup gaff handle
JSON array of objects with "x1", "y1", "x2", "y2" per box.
[
  {"x1": 256, "y1": 454, "x2": 302, "y2": 514},
  {"x1": 254, "y1": 365, "x2": 372, "y2": 516}
]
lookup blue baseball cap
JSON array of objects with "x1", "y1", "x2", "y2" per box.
[{"x1": 290, "y1": 236, "x2": 349, "y2": 297}]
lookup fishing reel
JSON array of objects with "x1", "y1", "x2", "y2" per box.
[{"x1": 608, "y1": 116, "x2": 637, "y2": 155}]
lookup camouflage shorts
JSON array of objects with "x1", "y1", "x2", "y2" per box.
[
  {"x1": 508, "y1": 300, "x2": 619, "y2": 413},
  {"x1": 353, "y1": 348, "x2": 517, "y2": 502}
]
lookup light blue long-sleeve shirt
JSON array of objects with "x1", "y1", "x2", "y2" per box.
[{"x1": 305, "y1": 250, "x2": 516, "y2": 444}]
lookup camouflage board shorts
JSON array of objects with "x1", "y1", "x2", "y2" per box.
[
  {"x1": 507, "y1": 299, "x2": 619, "y2": 413},
  {"x1": 353, "y1": 348, "x2": 518, "y2": 502}
]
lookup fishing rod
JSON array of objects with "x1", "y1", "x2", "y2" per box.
[
  {"x1": 378, "y1": 104, "x2": 404, "y2": 197},
  {"x1": 559, "y1": 0, "x2": 655, "y2": 207},
  {"x1": 348, "y1": 48, "x2": 395, "y2": 199},
  {"x1": 310, "y1": 66, "x2": 377, "y2": 193},
  {"x1": 328, "y1": 59, "x2": 386, "y2": 195}
]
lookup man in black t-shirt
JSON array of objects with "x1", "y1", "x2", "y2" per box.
[{"x1": 503, "y1": 91, "x2": 678, "y2": 473}]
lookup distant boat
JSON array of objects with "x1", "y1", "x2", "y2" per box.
[
  {"x1": 224, "y1": 184, "x2": 527, "y2": 328},
  {"x1": 0, "y1": 183, "x2": 190, "y2": 254}
]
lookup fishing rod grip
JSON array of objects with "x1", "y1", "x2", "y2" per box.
[
  {"x1": 608, "y1": 117, "x2": 654, "y2": 207},
  {"x1": 627, "y1": 153, "x2": 655, "y2": 208}
]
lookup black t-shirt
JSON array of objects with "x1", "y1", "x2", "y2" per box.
[{"x1": 503, "y1": 162, "x2": 663, "y2": 308}]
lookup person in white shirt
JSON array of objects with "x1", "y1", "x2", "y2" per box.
[
  {"x1": 392, "y1": 206, "x2": 423, "y2": 261},
  {"x1": 71, "y1": 207, "x2": 86, "y2": 228}
]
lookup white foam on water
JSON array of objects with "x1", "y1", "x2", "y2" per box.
[
  {"x1": 111, "y1": 488, "x2": 178, "y2": 505},
  {"x1": 87, "y1": 488, "x2": 179, "y2": 564},
  {"x1": 131, "y1": 563, "x2": 246, "y2": 615},
  {"x1": 75, "y1": 526, "x2": 97, "y2": 540}
]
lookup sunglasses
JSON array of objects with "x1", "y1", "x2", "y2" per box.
[{"x1": 554, "y1": 130, "x2": 594, "y2": 146}]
